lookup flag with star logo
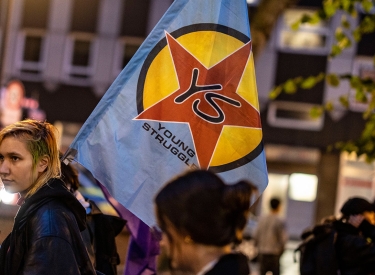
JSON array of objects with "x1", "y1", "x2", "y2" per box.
[{"x1": 64, "y1": 0, "x2": 268, "y2": 240}]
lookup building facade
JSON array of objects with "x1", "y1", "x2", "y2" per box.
[{"x1": 0, "y1": 0, "x2": 172, "y2": 123}]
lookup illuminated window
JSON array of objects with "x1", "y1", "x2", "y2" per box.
[
  {"x1": 278, "y1": 9, "x2": 331, "y2": 53},
  {"x1": 288, "y1": 173, "x2": 318, "y2": 202}
]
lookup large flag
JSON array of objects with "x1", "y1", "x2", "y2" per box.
[{"x1": 64, "y1": 0, "x2": 268, "y2": 272}]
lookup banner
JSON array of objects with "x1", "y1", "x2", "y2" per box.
[{"x1": 64, "y1": 0, "x2": 268, "y2": 251}]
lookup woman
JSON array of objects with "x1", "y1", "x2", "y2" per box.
[
  {"x1": 154, "y1": 169, "x2": 257, "y2": 275},
  {"x1": 0, "y1": 119, "x2": 96, "y2": 275}
]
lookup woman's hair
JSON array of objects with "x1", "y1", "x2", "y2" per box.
[
  {"x1": 270, "y1": 197, "x2": 281, "y2": 210},
  {"x1": 59, "y1": 152, "x2": 80, "y2": 192},
  {"x1": 155, "y1": 169, "x2": 257, "y2": 246},
  {"x1": 0, "y1": 119, "x2": 60, "y2": 198}
]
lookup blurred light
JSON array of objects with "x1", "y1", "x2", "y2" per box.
[
  {"x1": 280, "y1": 31, "x2": 326, "y2": 49},
  {"x1": 288, "y1": 173, "x2": 318, "y2": 202},
  {"x1": 0, "y1": 188, "x2": 18, "y2": 204},
  {"x1": 246, "y1": 0, "x2": 259, "y2": 5}
]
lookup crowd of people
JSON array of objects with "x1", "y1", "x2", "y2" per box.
[{"x1": 1, "y1": 119, "x2": 375, "y2": 275}]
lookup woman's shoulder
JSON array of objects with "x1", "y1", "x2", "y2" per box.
[
  {"x1": 27, "y1": 199, "x2": 80, "y2": 240},
  {"x1": 20, "y1": 178, "x2": 87, "y2": 232}
]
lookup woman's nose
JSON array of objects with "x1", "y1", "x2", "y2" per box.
[{"x1": 0, "y1": 161, "x2": 10, "y2": 175}]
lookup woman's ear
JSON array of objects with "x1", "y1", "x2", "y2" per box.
[{"x1": 37, "y1": 155, "x2": 50, "y2": 173}]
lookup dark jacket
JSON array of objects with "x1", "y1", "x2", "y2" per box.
[
  {"x1": 334, "y1": 219, "x2": 375, "y2": 275},
  {"x1": 82, "y1": 200, "x2": 126, "y2": 275},
  {"x1": 205, "y1": 253, "x2": 250, "y2": 275},
  {"x1": 0, "y1": 178, "x2": 96, "y2": 275}
]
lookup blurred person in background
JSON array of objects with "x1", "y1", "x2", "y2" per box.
[
  {"x1": 0, "y1": 119, "x2": 96, "y2": 275},
  {"x1": 154, "y1": 169, "x2": 257, "y2": 275},
  {"x1": 60, "y1": 156, "x2": 126, "y2": 275},
  {"x1": 334, "y1": 197, "x2": 375, "y2": 275},
  {"x1": 0, "y1": 80, "x2": 27, "y2": 128},
  {"x1": 253, "y1": 197, "x2": 288, "y2": 275},
  {"x1": 0, "y1": 80, "x2": 45, "y2": 130}
]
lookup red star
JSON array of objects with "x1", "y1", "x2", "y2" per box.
[{"x1": 136, "y1": 31, "x2": 261, "y2": 169}]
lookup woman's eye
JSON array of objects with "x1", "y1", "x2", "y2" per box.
[{"x1": 11, "y1": 156, "x2": 19, "y2": 161}]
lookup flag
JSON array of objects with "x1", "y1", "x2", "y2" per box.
[
  {"x1": 63, "y1": 0, "x2": 268, "y2": 273},
  {"x1": 98, "y1": 181, "x2": 160, "y2": 275}
]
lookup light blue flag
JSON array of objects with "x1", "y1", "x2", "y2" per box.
[{"x1": 64, "y1": 0, "x2": 268, "y2": 228}]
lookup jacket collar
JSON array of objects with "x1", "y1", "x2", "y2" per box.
[{"x1": 14, "y1": 178, "x2": 87, "y2": 231}]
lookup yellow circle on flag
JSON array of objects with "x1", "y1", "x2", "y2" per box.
[{"x1": 141, "y1": 30, "x2": 262, "y2": 168}]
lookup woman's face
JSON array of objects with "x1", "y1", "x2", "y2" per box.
[
  {"x1": 161, "y1": 230, "x2": 187, "y2": 272},
  {"x1": 159, "y1": 222, "x2": 196, "y2": 273},
  {"x1": 0, "y1": 136, "x2": 41, "y2": 196},
  {"x1": 4, "y1": 82, "x2": 24, "y2": 110}
]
